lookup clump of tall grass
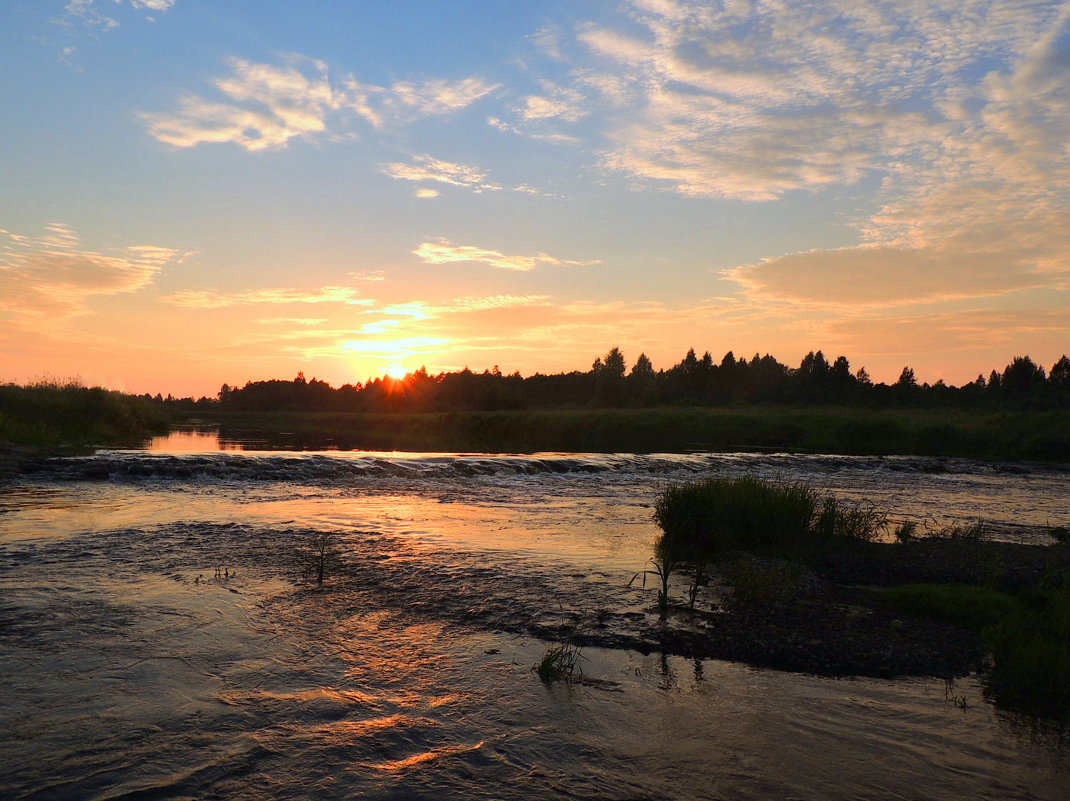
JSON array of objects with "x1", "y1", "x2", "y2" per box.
[
  {"x1": 533, "y1": 626, "x2": 584, "y2": 683},
  {"x1": 930, "y1": 521, "x2": 987, "y2": 540},
  {"x1": 648, "y1": 476, "x2": 888, "y2": 609},
  {"x1": 654, "y1": 475, "x2": 885, "y2": 559},
  {"x1": 653, "y1": 476, "x2": 818, "y2": 560},
  {"x1": 812, "y1": 497, "x2": 887, "y2": 542}
]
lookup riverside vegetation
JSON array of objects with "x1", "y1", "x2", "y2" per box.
[
  {"x1": 6, "y1": 347, "x2": 1070, "y2": 461},
  {"x1": 650, "y1": 476, "x2": 1070, "y2": 719},
  {"x1": 174, "y1": 348, "x2": 1070, "y2": 460},
  {"x1": 0, "y1": 379, "x2": 170, "y2": 461}
]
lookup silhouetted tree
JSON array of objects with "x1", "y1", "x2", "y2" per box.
[
  {"x1": 593, "y1": 347, "x2": 627, "y2": 406},
  {"x1": 999, "y1": 356, "x2": 1046, "y2": 405},
  {"x1": 628, "y1": 353, "x2": 658, "y2": 406},
  {"x1": 1051, "y1": 356, "x2": 1070, "y2": 388}
]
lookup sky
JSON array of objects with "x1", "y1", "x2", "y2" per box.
[{"x1": 2, "y1": 0, "x2": 1068, "y2": 396}]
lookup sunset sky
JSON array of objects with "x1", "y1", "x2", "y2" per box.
[{"x1": 2, "y1": 0, "x2": 1068, "y2": 395}]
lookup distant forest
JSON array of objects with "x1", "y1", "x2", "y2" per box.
[{"x1": 153, "y1": 349, "x2": 1070, "y2": 412}]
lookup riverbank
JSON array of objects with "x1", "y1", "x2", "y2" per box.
[{"x1": 185, "y1": 406, "x2": 1070, "y2": 461}]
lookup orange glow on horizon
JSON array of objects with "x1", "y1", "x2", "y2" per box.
[{"x1": 384, "y1": 365, "x2": 409, "y2": 380}]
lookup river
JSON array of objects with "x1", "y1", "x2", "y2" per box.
[{"x1": 1, "y1": 431, "x2": 1067, "y2": 799}]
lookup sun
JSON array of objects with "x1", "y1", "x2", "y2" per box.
[{"x1": 384, "y1": 365, "x2": 409, "y2": 380}]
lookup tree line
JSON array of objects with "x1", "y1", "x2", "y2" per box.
[{"x1": 154, "y1": 348, "x2": 1070, "y2": 413}]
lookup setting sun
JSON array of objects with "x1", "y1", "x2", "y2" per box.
[{"x1": 384, "y1": 365, "x2": 409, "y2": 380}]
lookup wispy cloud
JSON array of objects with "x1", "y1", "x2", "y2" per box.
[
  {"x1": 380, "y1": 154, "x2": 552, "y2": 195},
  {"x1": 487, "y1": 116, "x2": 582, "y2": 144},
  {"x1": 517, "y1": 80, "x2": 587, "y2": 123},
  {"x1": 62, "y1": 0, "x2": 175, "y2": 31},
  {"x1": 161, "y1": 286, "x2": 374, "y2": 308},
  {"x1": 256, "y1": 317, "x2": 329, "y2": 326},
  {"x1": 548, "y1": 0, "x2": 1070, "y2": 308},
  {"x1": 413, "y1": 239, "x2": 598, "y2": 271},
  {"x1": 379, "y1": 155, "x2": 501, "y2": 191},
  {"x1": 142, "y1": 55, "x2": 498, "y2": 150},
  {"x1": 0, "y1": 223, "x2": 185, "y2": 316}
]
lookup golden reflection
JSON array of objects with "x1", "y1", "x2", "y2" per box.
[{"x1": 370, "y1": 740, "x2": 486, "y2": 772}]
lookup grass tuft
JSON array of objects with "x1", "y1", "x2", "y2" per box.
[{"x1": 533, "y1": 631, "x2": 584, "y2": 683}]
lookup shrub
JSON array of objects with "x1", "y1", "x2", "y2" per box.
[{"x1": 0, "y1": 382, "x2": 170, "y2": 448}]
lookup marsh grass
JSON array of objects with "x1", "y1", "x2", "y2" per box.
[
  {"x1": 646, "y1": 476, "x2": 889, "y2": 609},
  {"x1": 653, "y1": 476, "x2": 886, "y2": 559},
  {"x1": 533, "y1": 627, "x2": 585, "y2": 683},
  {"x1": 931, "y1": 521, "x2": 988, "y2": 540},
  {"x1": 648, "y1": 476, "x2": 1070, "y2": 719},
  {"x1": 812, "y1": 497, "x2": 888, "y2": 542},
  {"x1": 653, "y1": 475, "x2": 817, "y2": 559}
]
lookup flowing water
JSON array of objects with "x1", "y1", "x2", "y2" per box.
[{"x1": 1, "y1": 431, "x2": 1068, "y2": 799}]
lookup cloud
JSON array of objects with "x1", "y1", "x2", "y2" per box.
[
  {"x1": 345, "y1": 269, "x2": 385, "y2": 282},
  {"x1": 726, "y1": 235, "x2": 1061, "y2": 308},
  {"x1": 256, "y1": 317, "x2": 329, "y2": 326},
  {"x1": 161, "y1": 286, "x2": 374, "y2": 308},
  {"x1": 413, "y1": 239, "x2": 598, "y2": 271},
  {"x1": 380, "y1": 155, "x2": 501, "y2": 191},
  {"x1": 0, "y1": 223, "x2": 184, "y2": 316},
  {"x1": 380, "y1": 154, "x2": 552, "y2": 195},
  {"x1": 338, "y1": 337, "x2": 451, "y2": 356},
  {"x1": 544, "y1": 0, "x2": 1070, "y2": 307},
  {"x1": 487, "y1": 116, "x2": 582, "y2": 144},
  {"x1": 143, "y1": 55, "x2": 498, "y2": 150},
  {"x1": 517, "y1": 81, "x2": 587, "y2": 123},
  {"x1": 62, "y1": 0, "x2": 175, "y2": 31},
  {"x1": 378, "y1": 76, "x2": 498, "y2": 120},
  {"x1": 531, "y1": 25, "x2": 565, "y2": 60},
  {"x1": 809, "y1": 302, "x2": 1070, "y2": 384},
  {"x1": 573, "y1": 1, "x2": 1069, "y2": 200}
]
